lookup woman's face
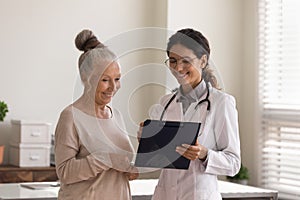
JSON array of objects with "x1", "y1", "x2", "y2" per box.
[
  {"x1": 168, "y1": 44, "x2": 206, "y2": 89},
  {"x1": 94, "y1": 61, "x2": 121, "y2": 106}
]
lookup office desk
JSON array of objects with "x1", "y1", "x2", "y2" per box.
[
  {"x1": 0, "y1": 179, "x2": 278, "y2": 200},
  {"x1": 130, "y1": 180, "x2": 278, "y2": 200},
  {"x1": 218, "y1": 180, "x2": 278, "y2": 200}
]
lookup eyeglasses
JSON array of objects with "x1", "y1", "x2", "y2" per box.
[{"x1": 164, "y1": 57, "x2": 198, "y2": 69}]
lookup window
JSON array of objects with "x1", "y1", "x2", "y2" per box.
[{"x1": 258, "y1": 0, "x2": 300, "y2": 199}]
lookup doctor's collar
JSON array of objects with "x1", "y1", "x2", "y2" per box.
[{"x1": 176, "y1": 80, "x2": 207, "y2": 103}]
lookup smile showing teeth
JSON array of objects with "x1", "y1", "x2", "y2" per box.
[
  {"x1": 178, "y1": 72, "x2": 188, "y2": 79},
  {"x1": 103, "y1": 93, "x2": 113, "y2": 97}
]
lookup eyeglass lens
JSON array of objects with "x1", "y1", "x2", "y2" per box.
[{"x1": 165, "y1": 57, "x2": 196, "y2": 68}]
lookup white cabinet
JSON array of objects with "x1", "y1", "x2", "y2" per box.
[
  {"x1": 9, "y1": 120, "x2": 52, "y2": 167},
  {"x1": 11, "y1": 120, "x2": 51, "y2": 144},
  {"x1": 9, "y1": 143, "x2": 51, "y2": 167}
]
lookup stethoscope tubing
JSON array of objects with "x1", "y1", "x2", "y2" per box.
[{"x1": 160, "y1": 81, "x2": 211, "y2": 121}]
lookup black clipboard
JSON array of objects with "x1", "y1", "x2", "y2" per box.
[{"x1": 134, "y1": 119, "x2": 201, "y2": 170}]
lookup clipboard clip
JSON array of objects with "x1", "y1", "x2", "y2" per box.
[
  {"x1": 158, "y1": 121, "x2": 184, "y2": 127},
  {"x1": 145, "y1": 119, "x2": 184, "y2": 128}
]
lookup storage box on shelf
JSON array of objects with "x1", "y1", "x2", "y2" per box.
[
  {"x1": 9, "y1": 120, "x2": 52, "y2": 167},
  {"x1": 9, "y1": 143, "x2": 51, "y2": 167},
  {"x1": 10, "y1": 120, "x2": 51, "y2": 144}
]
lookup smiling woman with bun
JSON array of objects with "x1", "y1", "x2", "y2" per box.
[{"x1": 55, "y1": 29, "x2": 138, "y2": 200}]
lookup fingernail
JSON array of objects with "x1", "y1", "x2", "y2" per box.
[
  {"x1": 182, "y1": 144, "x2": 189, "y2": 148},
  {"x1": 176, "y1": 147, "x2": 182, "y2": 152}
]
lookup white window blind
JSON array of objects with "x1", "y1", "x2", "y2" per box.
[{"x1": 258, "y1": 0, "x2": 300, "y2": 199}]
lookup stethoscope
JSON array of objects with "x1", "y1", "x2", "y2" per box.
[{"x1": 160, "y1": 81, "x2": 211, "y2": 121}]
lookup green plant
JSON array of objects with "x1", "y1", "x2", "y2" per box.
[
  {"x1": 227, "y1": 164, "x2": 249, "y2": 180},
  {"x1": 0, "y1": 101, "x2": 9, "y2": 122}
]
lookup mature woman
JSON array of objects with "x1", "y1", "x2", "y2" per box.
[
  {"x1": 55, "y1": 29, "x2": 137, "y2": 200},
  {"x1": 149, "y1": 28, "x2": 241, "y2": 200}
]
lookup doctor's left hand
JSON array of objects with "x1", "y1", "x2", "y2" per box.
[{"x1": 176, "y1": 140, "x2": 208, "y2": 161}]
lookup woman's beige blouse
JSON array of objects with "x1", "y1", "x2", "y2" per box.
[{"x1": 55, "y1": 105, "x2": 134, "y2": 200}]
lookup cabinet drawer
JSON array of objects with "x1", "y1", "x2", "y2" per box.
[
  {"x1": 9, "y1": 143, "x2": 51, "y2": 167},
  {"x1": 11, "y1": 120, "x2": 51, "y2": 144}
]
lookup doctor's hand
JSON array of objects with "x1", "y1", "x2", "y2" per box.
[{"x1": 176, "y1": 140, "x2": 208, "y2": 161}]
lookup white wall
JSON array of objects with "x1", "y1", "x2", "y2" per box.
[{"x1": 0, "y1": 0, "x2": 168, "y2": 164}]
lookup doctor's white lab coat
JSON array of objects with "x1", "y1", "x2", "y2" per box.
[{"x1": 150, "y1": 84, "x2": 241, "y2": 200}]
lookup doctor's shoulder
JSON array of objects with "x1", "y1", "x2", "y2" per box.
[
  {"x1": 158, "y1": 92, "x2": 176, "y2": 106},
  {"x1": 210, "y1": 88, "x2": 237, "y2": 108},
  {"x1": 148, "y1": 93, "x2": 175, "y2": 119}
]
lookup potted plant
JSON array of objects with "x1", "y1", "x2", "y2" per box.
[
  {"x1": 0, "y1": 101, "x2": 8, "y2": 122},
  {"x1": 0, "y1": 100, "x2": 9, "y2": 165},
  {"x1": 227, "y1": 164, "x2": 249, "y2": 185}
]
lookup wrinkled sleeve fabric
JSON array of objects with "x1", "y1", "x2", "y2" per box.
[
  {"x1": 204, "y1": 95, "x2": 241, "y2": 176},
  {"x1": 54, "y1": 108, "x2": 109, "y2": 185}
]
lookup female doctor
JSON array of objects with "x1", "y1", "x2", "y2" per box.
[{"x1": 148, "y1": 28, "x2": 241, "y2": 200}]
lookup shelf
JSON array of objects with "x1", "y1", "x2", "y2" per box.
[{"x1": 0, "y1": 165, "x2": 58, "y2": 183}]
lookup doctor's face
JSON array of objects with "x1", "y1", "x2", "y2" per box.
[
  {"x1": 94, "y1": 62, "x2": 121, "y2": 106},
  {"x1": 168, "y1": 44, "x2": 204, "y2": 89}
]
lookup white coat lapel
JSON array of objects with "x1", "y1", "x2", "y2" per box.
[{"x1": 163, "y1": 98, "x2": 183, "y2": 121}]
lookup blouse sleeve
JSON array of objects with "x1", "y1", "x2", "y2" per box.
[
  {"x1": 54, "y1": 108, "x2": 109, "y2": 185},
  {"x1": 204, "y1": 94, "x2": 241, "y2": 177}
]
